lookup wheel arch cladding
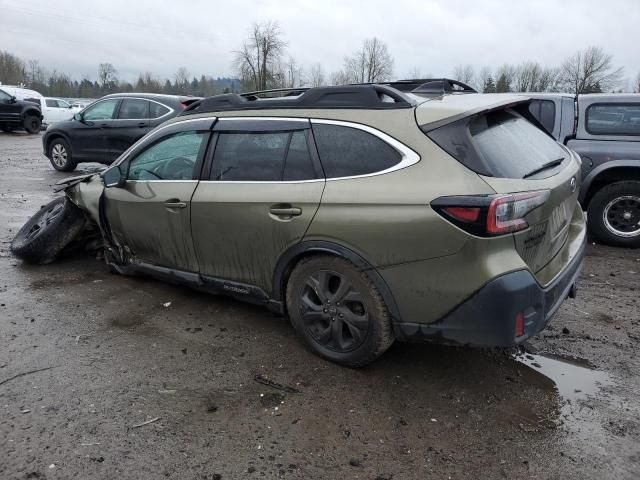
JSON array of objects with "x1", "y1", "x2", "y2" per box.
[
  {"x1": 581, "y1": 161, "x2": 640, "y2": 206},
  {"x1": 272, "y1": 240, "x2": 402, "y2": 323}
]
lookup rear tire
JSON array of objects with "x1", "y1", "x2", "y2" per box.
[
  {"x1": 23, "y1": 115, "x2": 41, "y2": 134},
  {"x1": 11, "y1": 197, "x2": 86, "y2": 264},
  {"x1": 286, "y1": 255, "x2": 394, "y2": 367},
  {"x1": 587, "y1": 181, "x2": 640, "y2": 248},
  {"x1": 48, "y1": 138, "x2": 77, "y2": 172}
]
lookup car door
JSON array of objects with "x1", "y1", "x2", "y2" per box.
[
  {"x1": 103, "y1": 118, "x2": 214, "y2": 272},
  {"x1": 191, "y1": 117, "x2": 325, "y2": 292},
  {"x1": 0, "y1": 89, "x2": 22, "y2": 125},
  {"x1": 107, "y1": 98, "x2": 151, "y2": 162},
  {"x1": 73, "y1": 98, "x2": 121, "y2": 162}
]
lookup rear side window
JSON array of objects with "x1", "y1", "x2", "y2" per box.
[
  {"x1": 312, "y1": 124, "x2": 402, "y2": 178},
  {"x1": 211, "y1": 130, "x2": 315, "y2": 181},
  {"x1": 149, "y1": 102, "x2": 170, "y2": 118},
  {"x1": 586, "y1": 103, "x2": 640, "y2": 136},
  {"x1": 528, "y1": 100, "x2": 556, "y2": 134},
  {"x1": 46, "y1": 99, "x2": 59, "y2": 108},
  {"x1": 118, "y1": 99, "x2": 149, "y2": 119},
  {"x1": 426, "y1": 109, "x2": 567, "y2": 179}
]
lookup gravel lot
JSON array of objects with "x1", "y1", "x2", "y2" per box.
[{"x1": 1, "y1": 132, "x2": 639, "y2": 479}]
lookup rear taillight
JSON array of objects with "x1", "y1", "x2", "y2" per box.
[{"x1": 432, "y1": 190, "x2": 549, "y2": 237}]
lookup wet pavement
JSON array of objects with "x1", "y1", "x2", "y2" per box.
[{"x1": 1, "y1": 132, "x2": 639, "y2": 479}]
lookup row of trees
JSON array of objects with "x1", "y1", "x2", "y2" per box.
[
  {"x1": 2, "y1": 22, "x2": 639, "y2": 98},
  {"x1": 0, "y1": 51, "x2": 237, "y2": 98},
  {"x1": 453, "y1": 46, "x2": 632, "y2": 94}
]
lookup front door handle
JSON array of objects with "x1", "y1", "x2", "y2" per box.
[
  {"x1": 269, "y1": 205, "x2": 302, "y2": 217},
  {"x1": 137, "y1": 122, "x2": 146, "y2": 128},
  {"x1": 164, "y1": 200, "x2": 187, "y2": 209}
]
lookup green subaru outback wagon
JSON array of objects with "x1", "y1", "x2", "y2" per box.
[{"x1": 13, "y1": 79, "x2": 586, "y2": 366}]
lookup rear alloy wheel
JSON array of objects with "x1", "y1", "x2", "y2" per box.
[
  {"x1": 48, "y1": 138, "x2": 77, "y2": 172},
  {"x1": 23, "y1": 115, "x2": 42, "y2": 134},
  {"x1": 588, "y1": 181, "x2": 640, "y2": 248},
  {"x1": 286, "y1": 255, "x2": 394, "y2": 367}
]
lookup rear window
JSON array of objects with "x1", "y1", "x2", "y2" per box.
[
  {"x1": 427, "y1": 109, "x2": 567, "y2": 179},
  {"x1": 586, "y1": 103, "x2": 640, "y2": 136}
]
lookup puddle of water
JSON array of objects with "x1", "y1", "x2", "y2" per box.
[{"x1": 515, "y1": 353, "x2": 612, "y2": 406}]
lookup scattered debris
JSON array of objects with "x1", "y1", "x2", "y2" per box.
[
  {"x1": 254, "y1": 374, "x2": 300, "y2": 393},
  {"x1": 80, "y1": 443, "x2": 100, "y2": 446},
  {"x1": 562, "y1": 327, "x2": 570, "y2": 334},
  {"x1": 158, "y1": 389, "x2": 176, "y2": 394},
  {"x1": 0, "y1": 365, "x2": 61, "y2": 387},
  {"x1": 349, "y1": 458, "x2": 361, "y2": 467},
  {"x1": 163, "y1": 302, "x2": 171, "y2": 308},
  {"x1": 130, "y1": 417, "x2": 160, "y2": 429},
  {"x1": 20, "y1": 408, "x2": 31, "y2": 414}
]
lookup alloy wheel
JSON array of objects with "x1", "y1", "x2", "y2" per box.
[
  {"x1": 25, "y1": 202, "x2": 64, "y2": 240},
  {"x1": 603, "y1": 195, "x2": 640, "y2": 238},
  {"x1": 299, "y1": 270, "x2": 370, "y2": 353},
  {"x1": 51, "y1": 144, "x2": 67, "y2": 168}
]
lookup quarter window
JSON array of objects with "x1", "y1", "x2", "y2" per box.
[
  {"x1": 528, "y1": 100, "x2": 556, "y2": 134},
  {"x1": 586, "y1": 103, "x2": 640, "y2": 136},
  {"x1": 149, "y1": 102, "x2": 170, "y2": 118},
  {"x1": 83, "y1": 99, "x2": 119, "y2": 120},
  {"x1": 118, "y1": 99, "x2": 149, "y2": 119},
  {"x1": 127, "y1": 130, "x2": 206, "y2": 181},
  {"x1": 211, "y1": 130, "x2": 315, "y2": 181},
  {"x1": 312, "y1": 124, "x2": 402, "y2": 178}
]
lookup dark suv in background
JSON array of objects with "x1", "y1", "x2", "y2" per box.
[
  {"x1": 528, "y1": 93, "x2": 640, "y2": 247},
  {"x1": 42, "y1": 93, "x2": 199, "y2": 171},
  {"x1": 0, "y1": 87, "x2": 43, "y2": 134}
]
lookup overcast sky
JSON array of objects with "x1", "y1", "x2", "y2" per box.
[{"x1": 1, "y1": 0, "x2": 639, "y2": 85}]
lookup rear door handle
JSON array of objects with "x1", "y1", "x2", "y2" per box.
[
  {"x1": 164, "y1": 200, "x2": 187, "y2": 209},
  {"x1": 137, "y1": 122, "x2": 146, "y2": 128},
  {"x1": 269, "y1": 206, "x2": 302, "y2": 217}
]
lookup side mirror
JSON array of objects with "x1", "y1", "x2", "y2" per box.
[
  {"x1": 73, "y1": 112, "x2": 83, "y2": 121},
  {"x1": 9, "y1": 96, "x2": 17, "y2": 103},
  {"x1": 102, "y1": 163, "x2": 127, "y2": 188}
]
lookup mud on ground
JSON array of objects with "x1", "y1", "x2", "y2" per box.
[{"x1": 0, "y1": 132, "x2": 639, "y2": 479}]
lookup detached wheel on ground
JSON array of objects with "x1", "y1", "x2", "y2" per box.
[
  {"x1": 48, "y1": 138, "x2": 77, "y2": 172},
  {"x1": 286, "y1": 255, "x2": 394, "y2": 367},
  {"x1": 23, "y1": 115, "x2": 42, "y2": 134},
  {"x1": 587, "y1": 181, "x2": 640, "y2": 248},
  {"x1": 11, "y1": 197, "x2": 87, "y2": 264}
]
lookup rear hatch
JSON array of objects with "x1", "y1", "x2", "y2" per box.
[{"x1": 423, "y1": 100, "x2": 582, "y2": 280}]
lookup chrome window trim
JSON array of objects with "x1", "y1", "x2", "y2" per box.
[
  {"x1": 310, "y1": 118, "x2": 420, "y2": 181},
  {"x1": 82, "y1": 97, "x2": 175, "y2": 122},
  {"x1": 216, "y1": 116, "x2": 309, "y2": 123},
  {"x1": 125, "y1": 180, "x2": 199, "y2": 183},
  {"x1": 111, "y1": 117, "x2": 216, "y2": 168}
]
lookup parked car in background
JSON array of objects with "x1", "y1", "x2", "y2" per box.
[
  {"x1": 0, "y1": 87, "x2": 43, "y2": 133},
  {"x1": 14, "y1": 81, "x2": 586, "y2": 366},
  {"x1": 42, "y1": 93, "x2": 200, "y2": 171},
  {"x1": 528, "y1": 93, "x2": 640, "y2": 247},
  {"x1": 43, "y1": 97, "x2": 83, "y2": 124}
]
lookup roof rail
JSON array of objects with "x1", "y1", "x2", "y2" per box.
[
  {"x1": 371, "y1": 78, "x2": 477, "y2": 94},
  {"x1": 181, "y1": 84, "x2": 415, "y2": 115}
]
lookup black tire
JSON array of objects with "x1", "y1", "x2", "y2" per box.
[
  {"x1": 48, "y1": 138, "x2": 77, "y2": 172},
  {"x1": 23, "y1": 115, "x2": 42, "y2": 134},
  {"x1": 286, "y1": 255, "x2": 394, "y2": 367},
  {"x1": 11, "y1": 197, "x2": 86, "y2": 264},
  {"x1": 587, "y1": 181, "x2": 640, "y2": 248}
]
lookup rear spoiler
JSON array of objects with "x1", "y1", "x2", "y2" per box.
[{"x1": 419, "y1": 98, "x2": 553, "y2": 139}]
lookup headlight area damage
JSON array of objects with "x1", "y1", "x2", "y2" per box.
[{"x1": 10, "y1": 174, "x2": 105, "y2": 265}]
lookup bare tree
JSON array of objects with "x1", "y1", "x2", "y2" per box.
[
  {"x1": 453, "y1": 64, "x2": 475, "y2": 86},
  {"x1": 330, "y1": 70, "x2": 351, "y2": 86},
  {"x1": 560, "y1": 46, "x2": 623, "y2": 94},
  {"x1": 495, "y1": 64, "x2": 516, "y2": 92},
  {"x1": 233, "y1": 21, "x2": 287, "y2": 91},
  {"x1": 174, "y1": 67, "x2": 190, "y2": 92},
  {"x1": 98, "y1": 63, "x2": 117, "y2": 90},
  {"x1": 284, "y1": 57, "x2": 303, "y2": 88},
  {"x1": 308, "y1": 63, "x2": 326, "y2": 87},
  {"x1": 342, "y1": 37, "x2": 394, "y2": 83},
  {"x1": 635, "y1": 73, "x2": 640, "y2": 93}
]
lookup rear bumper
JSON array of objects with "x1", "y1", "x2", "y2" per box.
[{"x1": 393, "y1": 232, "x2": 586, "y2": 347}]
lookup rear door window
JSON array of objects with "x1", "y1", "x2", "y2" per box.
[
  {"x1": 211, "y1": 129, "x2": 316, "y2": 181},
  {"x1": 528, "y1": 99, "x2": 556, "y2": 134},
  {"x1": 118, "y1": 99, "x2": 150, "y2": 119},
  {"x1": 586, "y1": 103, "x2": 640, "y2": 136},
  {"x1": 311, "y1": 124, "x2": 402, "y2": 178}
]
